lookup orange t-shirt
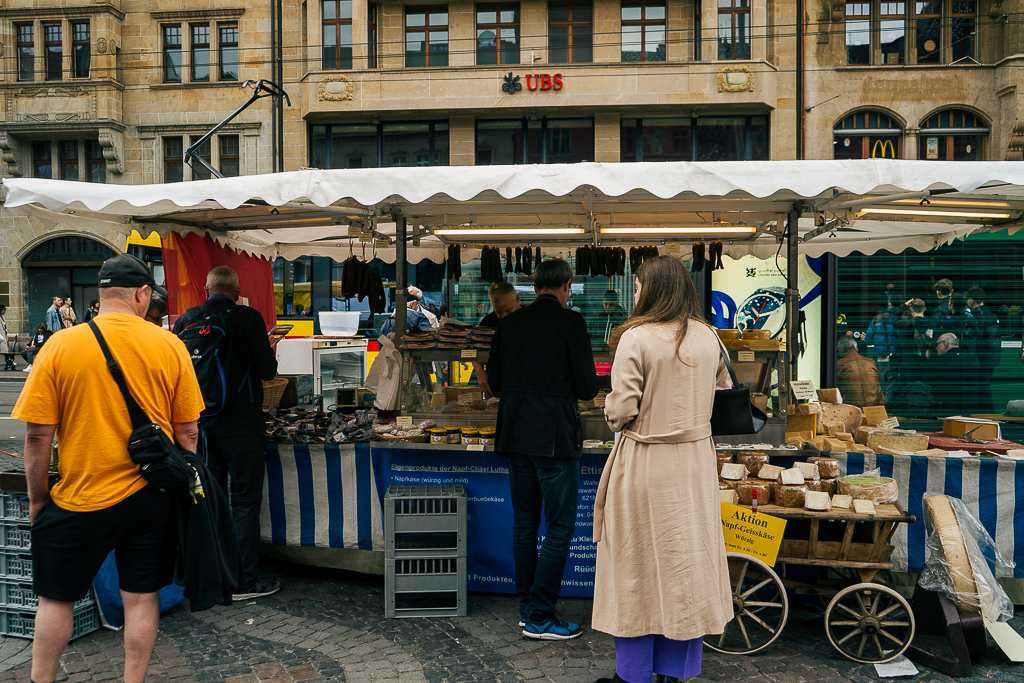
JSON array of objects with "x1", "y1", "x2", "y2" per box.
[{"x1": 13, "y1": 314, "x2": 203, "y2": 512}]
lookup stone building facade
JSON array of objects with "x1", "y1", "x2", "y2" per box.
[{"x1": 1, "y1": 0, "x2": 1022, "y2": 330}]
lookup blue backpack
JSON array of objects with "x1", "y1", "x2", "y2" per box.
[{"x1": 177, "y1": 305, "x2": 238, "y2": 424}]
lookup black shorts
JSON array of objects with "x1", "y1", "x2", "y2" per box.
[{"x1": 31, "y1": 485, "x2": 176, "y2": 602}]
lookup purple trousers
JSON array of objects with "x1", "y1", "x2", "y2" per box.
[{"x1": 614, "y1": 634, "x2": 703, "y2": 683}]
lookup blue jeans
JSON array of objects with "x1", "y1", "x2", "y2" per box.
[{"x1": 508, "y1": 453, "x2": 580, "y2": 624}]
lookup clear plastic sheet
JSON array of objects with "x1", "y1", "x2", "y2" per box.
[
  {"x1": 838, "y1": 468, "x2": 899, "y2": 504},
  {"x1": 919, "y1": 493, "x2": 1015, "y2": 622}
]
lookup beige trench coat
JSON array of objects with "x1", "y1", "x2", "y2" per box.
[{"x1": 592, "y1": 322, "x2": 734, "y2": 641}]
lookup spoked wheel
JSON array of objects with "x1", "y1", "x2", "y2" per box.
[
  {"x1": 704, "y1": 552, "x2": 789, "y2": 655},
  {"x1": 824, "y1": 583, "x2": 916, "y2": 663}
]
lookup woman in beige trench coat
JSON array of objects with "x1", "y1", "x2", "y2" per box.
[{"x1": 592, "y1": 255, "x2": 734, "y2": 683}]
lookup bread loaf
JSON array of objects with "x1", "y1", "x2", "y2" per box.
[
  {"x1": 773, "y1": 484, "x2": 807, "y2": 508},
  {"x1": 756, "y1": 464, "x2": 785, "y2": 481},
  {"x1": 794, "y1": 461, "x2": 821, "y2": 481},
  {"x1": 832, "y1": 494, "x2": 853, "y2": 509},
  {"x1": 720, "y1": 464, "x2": 747, "y2": 481},
  {"x1": 778, "y1": 468, "x2": 804, "y2": 486},
  {"x1": 853, "y1": 499, "x2": 876, "y2": 515},
  {"x1": 736, "y1": 452, "x2": 770, "y2": 476},
  {"x1": 805, "y1": 491, "x2": 831, "y2": 511},
  {"x1": 736, "y1": 481, "x2": 772, "y2": 506},
  {"x1": 807, "y1": 457, "x2": 840, "y2": 478},
  {"x1": 838, "y1": 475, "x2": 898, "y2": 504}
]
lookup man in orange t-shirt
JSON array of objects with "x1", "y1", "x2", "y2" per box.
[{"x1": 13, "y1": 254, "x2": 203, "y2": 683}]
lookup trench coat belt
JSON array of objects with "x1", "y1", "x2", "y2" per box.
[{"x1": 620, "y1": 423, "x2": 712, "y2": 444}]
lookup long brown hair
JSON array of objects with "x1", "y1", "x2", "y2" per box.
[{"x1": 609, "y1": 255, "x2": 707, "y2": 361}]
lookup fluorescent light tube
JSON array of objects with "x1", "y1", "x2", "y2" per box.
[
  {"x1": 859, "y1": 208, "x2": 1010, "y2": 219},
  {"x1": 600, "y1": 226, "x2": 758, "y2": 234},
  {"x1": 433, "y1": 228, "x2": 585, "y2": 235}
]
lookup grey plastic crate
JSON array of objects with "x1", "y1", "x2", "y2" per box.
[
  {"x1": 0, "y1": 492, "x2": 29, "y2": 523},
  {"x1": 0, "y1": 521, "x2": 31, "y2": 550},
  {"x1": 0, "y1": 603, "x2": 100, "y2": 640},
  {"x1": 0, "y1": 551, "x2": 33, "y2": 581},
  {"x1": 385, "y1": 555, "x2": 466, "y2": 618},
  {"x1": 0, "y1": 581, "x2": 95, "y2": 611},
  {"x1": 384, "y1": 485, "x2": 466, "y2": 557}
]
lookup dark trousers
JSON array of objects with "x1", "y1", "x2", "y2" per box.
[
  {"x1": 508, "y1": 453, "x2": 580, "y2": 624},
  {"x1": 206, "y1": 434, "x2": 266, "y2": 592},
  {"x1": 21, "y1": 348, "x2": 37, "y2": 364}
]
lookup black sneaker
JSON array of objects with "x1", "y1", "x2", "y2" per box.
[
  {"x1": 522, "y1": 618, "x2": 582, "y2": 640},
  {"x1": 232, "y1": 579, "x2": 281, "y2": 601}
]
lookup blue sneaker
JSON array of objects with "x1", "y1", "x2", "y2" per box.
[{"x1": 522, "y1": 618, "x2": 583, "y2": 640}]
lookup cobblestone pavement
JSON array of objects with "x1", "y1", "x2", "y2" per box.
[{"x1": 1, "y1": 557, "x2": 1022, "y2": 683}]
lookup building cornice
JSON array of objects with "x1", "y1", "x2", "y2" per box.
[
  {"x1": 135, "y1": 122, "x2": 261, "y2": 138},
  {"x1": 0, "y1": 4, "x2": 125, "y2": 21},
  {"x1": 150, "y1": 8, "x2": 245, "y2": 22}
]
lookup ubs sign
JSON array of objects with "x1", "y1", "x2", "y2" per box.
[{"x1": 502, "y1": 71, "x2": 564, "y2": 94}]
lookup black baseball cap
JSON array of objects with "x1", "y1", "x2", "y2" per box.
[{"x1": 98, "y1": 254, "x2": 168, "y2": 297}]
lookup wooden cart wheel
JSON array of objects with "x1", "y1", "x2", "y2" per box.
[
  {"x1": 825, "y1": 583, "x2": 916, "y2": 664},
  {"x1": 704, "y1": 552, "x2": 789, "y2": 655}
]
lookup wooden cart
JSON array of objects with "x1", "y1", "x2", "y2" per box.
[{"x1": 705, "y1": 501, "x2": 918, "y2": 664}]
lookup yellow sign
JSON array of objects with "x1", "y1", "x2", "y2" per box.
[
  {"x1": 863, "y1": 405, "x2": 889, "y2": 426},
  {"x1": 720, "y1": 502, "x2": 787, "y2": 566},
  {"x1": 871, "y1": 138, "x2": 896, "y2": 159}
]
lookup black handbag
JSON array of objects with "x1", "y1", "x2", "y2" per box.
[
  {"x1": 88, "y1": 321, "x2": 194, "y2": 492},
  {"x1": 710, "y1": 342, "x2": 768, "y2": 436}
]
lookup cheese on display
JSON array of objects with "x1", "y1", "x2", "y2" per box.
[
  {"x1": 736, "y1": 481, "x2": 772, "y2": 506},
  {"x1": 838, "y1": 475, "x2": 899, "y2": 504},
  {"x1": 794, "y1": 461, "x2": 821, "y2": 481},
  {"x1": 805, "y1": 491, "x2": 831, "y2": 511},
  {"x1": 720, "y1": 464, "x2": 747, "y2": 481},
  {"x1": 716, "y1": 453, "x2": 734, "y2": 474},
  {"x1": 853, "y1": 499, "x2": 877, "y2": 515},
  {"x1": 778, "y1": 468, "x2": 804, "y2": 486},
  {"x1": 773, "y1": 484, "x2": 808, "y2": 508},
  {"x1": 832, "y1": 494, "x2": 853, "y2": 509},
  {"x1": 756, "y1": 464, "x2": 785, "y2": 481},
  {"x1": 719, "y1": 477, "x2": 741, "y2": 489},
  {"x1": 819, "y1": 478, "x2": 838, "y2": 496},
  {"x1": 719, "y1": 489, "x2": 739, "y2": 505},
  {"x1": 736, "y1": 452, "x2": 770, "y2": 476},
  {"x1": 865, "y1": 433, "x2": 929, "y2": 452},
  {"x1": 807, "y1": 457, "x2": 840, "y2": 478}
]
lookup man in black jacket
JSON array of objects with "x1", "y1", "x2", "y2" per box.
[
  {"x1": 488, "y1": 258, "x2": 599, "y2": 640},
  {"x1": 173, "y1": 266, "x2": 279, "y2": 600},
  {"x1": 966, "y1": 287, "x2": 1002, "y2": 412}
]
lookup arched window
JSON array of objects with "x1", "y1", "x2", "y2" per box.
[
  {"x1": 833, "y1": 110, "x2": 902, "y2": 159},
  {"x1": 919, "y1": 109, "x2": 989, "y2": 161}
]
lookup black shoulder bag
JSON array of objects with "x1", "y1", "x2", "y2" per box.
[
  {"x1": 710, "y1": 342, "x2": 768, "y2": 436},
  {"x1": 88, "y1": 321, "x2": 194, "y2": 492}
]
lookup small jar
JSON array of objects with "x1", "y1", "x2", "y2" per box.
[
  {"x1": 479, "y1": 427, "x2": 496, "y2": 446},
  {"x1": 446, "y1": 426, "x2": 461, "y2": 444},
  {"x1": 428, "y1": 428, "x2": 447, "y2": 444},
  {"x1": 461, "y1": 427, "x2": 479, "y2": 445}
]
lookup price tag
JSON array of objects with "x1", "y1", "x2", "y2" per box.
[
  {"x1": 879, "y1": 417, "x2": 901, "y2": 429},
  {"x1": 461, "y1": 349, "x2": 477, "y2": 359},
  {"x1": 737, "y1": 351, "x2": 755, "y2": 362},
  {"x1": 347, "y1": 225, "x2": 362, "y2": 237},
  {"x1": 359, "y1": 233, "x2": 373, "y2": 243},
  {"x1": 863, "y1": 405, "x2": 889, "y2": 426},
  {"x1": 467, "y1": 444, "x2": 485, "y2": 452},
  {"x1": 790, "y1": 380, "x2": 818, "y2": 402},
  {"x1": 375, "y1": 238, "x2": 390, "y2": 249},
  {"x1": 458, "y1": 391, "x2": 481, "y2": 405},
  {"x1": 396, "y1": 416, "x2": 413, "y2": 427},
  {"x1": 666, "y1": 242, "x2": 681, "y2": 254}
]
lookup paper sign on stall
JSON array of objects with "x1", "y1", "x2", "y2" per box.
[
  {"x1": 396, "y1": 416, "x2": 413, "y2": 427},
  {"x1": 791, "y1": 380, "x2": 818, "y2": 402},
  {"x1": 720, "y1": 503, "x2": 787, "y2": 566},
  {"x1": 879, "y1": 417, "x2": 901, "y2": 429},
  {"x1": 863, "y1": 406, "x2": 889, "y2": 426}
]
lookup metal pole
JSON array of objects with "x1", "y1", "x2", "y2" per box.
[
  {"x1": 396, "y1": 215, "x2": 407, "y2": 341},
  {"x1": 786, "y1": 207, "x2": 800, "y2": 389}
]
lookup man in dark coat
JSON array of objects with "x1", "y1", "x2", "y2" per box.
[
  {"x1": 488, "y1": 258, "x2": 599, "y2": 640},
  {"x1": 930, "y1": 333, "x2": 980, "y2": 415},
  {"x1": 966, "y1": 287, "x2": 1002, "y2": 412},
  {"x1": 173, "y1": 266, "x2": 279, "y2": 600}
]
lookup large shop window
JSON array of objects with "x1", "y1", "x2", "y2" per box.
[
  {"x1": 717, "y1": 0, "x2": 750, "y2": 59},
  {"x1": 406, "y1": 6, "x2": 449, "y2": 67},
  {"x1": 833, "y1": 110, "x2": 902, "y2": 159},
  {"x1": 475, "y1": 118, "x2": 594, "y2": 165},
  {"x1": 919, "y1": 109, "x2": 988, "y2": 160},
  {"x1": 323, "y1": 0, "x2": 353, "y2": 69},
  {"x1": 310, "y1": 122, "x2": 450, "y2": 169},
  {"x1": 836, "y1": 234, "x2": 1024, "y2": 419},
  {"x1": 845, "y1": 0, "x2": 976, "y2": 65},
  {"x1": 621, "y1": 1, "x2": 666, "y2": 62},
  {"x1": 477, "y1": 3, "x2": 520, "y2": 65},
  {"x1": 620, "y1": 116, "x2": 768, "y2": 161},
  {"x1": 549, "y1": 1, "x2": 593, "y2": 63}
]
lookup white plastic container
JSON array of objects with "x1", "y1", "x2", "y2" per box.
[{"x1": 318, "y1": 311, "x2": 361, "y2": 337}]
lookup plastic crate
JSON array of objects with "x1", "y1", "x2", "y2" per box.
[
  {"x1": 0, "y1": 551, "x2": 33, "y2": 581},
  {"x1": 385, "y1": 485, "x2": 466, "y2": 557},
  {"x1": 0, "y1": 581, "x2": 95, "y2": 611},
  {"x1": 385, "y1": 555, "x2": 466, "y2": 618},
  {"x1": 0, "y1": 492, "x2": 29, "y2": 522},
  {"x1": 0, "y1": 522, "x2": 31, "y2": 550},
  {"x1": 0, "y1": 604, "x2": 100, "y2": 640}
]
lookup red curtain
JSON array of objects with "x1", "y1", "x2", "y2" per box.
[{"x1": 162, "y1": 232, "x2": 277, "y2": 331}]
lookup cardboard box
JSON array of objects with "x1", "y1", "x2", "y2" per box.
[
  {"x1": 943, "y1": 417, "x2": 999, "y2": 441},
  {"x1": 751, "y1": 393, "x2": 769, "y2": 413}
]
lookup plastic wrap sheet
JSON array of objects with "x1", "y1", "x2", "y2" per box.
[
  {"x1": 919, "y1": 493, "x2": 1015, "y2": 622},
  {"x1": 837, "y1": 468, "x2": 899, "y2": 504}
]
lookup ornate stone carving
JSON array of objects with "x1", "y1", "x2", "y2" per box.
[
  {"x1": 8, "y1": 87, "x2": 96, "y2": 123},
  {"x1": 717, "y1": 65, "x2": 754, "y2": 93},
  {"x1": 98, "y1": 128, "x2": 124, "y2": 175},
  {"x1": 990, "y1": 0, "x2": 1003, "y2": 17},
  {"x1": 0, "y1": 41, "x2": 4, "y2": 58},
  {"x1": 97, "y1": 38, "x2": 108, "y2": 54},
  {"x1": 0, "y1": 133, "x2": 22, "y2": 178},
  {"x1": 318, "y1": 74, "x2": 354, "y2": 102}
]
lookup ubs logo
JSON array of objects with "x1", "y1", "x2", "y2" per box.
[
  {"x1": 502, "y1": 72, "x2": 522, "y2": 93},
  {"x1": 501, "y1": 72, "x2": 564, "y2": 94}
]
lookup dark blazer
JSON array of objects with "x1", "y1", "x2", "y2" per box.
[{"x1": 488, "y1": 294, "x2": 599, "y2": 459}]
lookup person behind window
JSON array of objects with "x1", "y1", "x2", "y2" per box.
[
  {"x1": 929, "y1": 332, "x2": 979, "y2": 414},
  {"x1": 83, "y1": 299, "x2": 101, "y2": 323},
  {"x1": 379, "y1": 288, "x2": 434, "y2": 335},
  {"x1": 932, "y1": 278, "x2": 954, "y2": 325},
  {"x1": 937, "y1": 292, "x2": 978, "y2": 360},
  {"x1": 836, "y1": 336, "x2": 884, "y2": 407},
  {"x1": 866, "y1": 295, "x2": 902, "y2": 398},
  {"x1": 591, "y1": 290, "x2": 629, "y2": 348},
  {"x1": 475, "y1": 283, "x2": 522, "y2": 397},
  {"x1": 965, "y1": 287, "x2": 1001, "y2": 412}
]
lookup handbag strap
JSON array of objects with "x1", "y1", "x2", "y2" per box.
[
  {"x1": 88, "y1": 320, "x2": 152, "y2": 430},
  {"x1": 717, "y1": 339, "x2": 742, "y2": 389}
]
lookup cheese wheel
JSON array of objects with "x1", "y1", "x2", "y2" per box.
[
  {"x1": 778, "y1": 468, "x2": 804, "y2": 486},
  {"x1": 736, "y1": 481, "x2": 772, "y2": 506},
  {"x1": 832, "y1": 494, "x2": 853, "y2": 509},
  {"x1": 838, "y1": 475, "x2": 898, "y2": 504},
  {"x1": 807, "y1": 457, "x2": 840, "y2": 478},
  {"x1": 718, "y1": 477, "x2": 742, "y2": 490},
  {"x1": 719, "y1": 489, "x2": 739, "y2": 505},
  {"x1": 720, "y1": 463, "x2": 747, "y2": 481},
  {"x1": 805, "y1": 491, "x2": 831, "y2": 511},
  {"x1": 923, "y1": 495, "x2": 979, "y2": 613},
  {"x1": 818, "y1": 477, "x2": 838, "y2": 496},
  {"x1": 773, "y1": 484, "x2": 807, "y2": 508},
  {"x1": 756, "y1": 464, "x2": 785, "y2": 481},
  {"x1": 736, "y1": 452, "x2": 770, "y2": 476},
  {"x1": 716, "y1": 453, "x2": 734, "y2": 474},
  {"x1": 794, "y1": 462, "x2": 821, "y2": 481}
]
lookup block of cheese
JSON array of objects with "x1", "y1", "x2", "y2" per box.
[
  {"x1": 866, "y1": 433, "x2": 930, "y2": 453},
  {"x1": 794, "y1": 461, "x2": 821, "y2": 481},
  {"x1": 736, "y1": 481, "x2": 772, "y2": 506},
  {"x1": 757, "y1": 464, "x2": 785, "y2": 481},
  {"x1": 915, "y1": 448, "x2": 950, "y2": 458},
  {"x1": 786, "y1": 413, "x2": 818, "y2": 437},
  {"x1": 821, "y1": 438, "x2": 848, "y2": 453},
  {"x1": 785, "y1": 436, "x2": 805, "y2": 447},
  {"x1": 832, "y1": 494, "x2": 853, "y2": 509},
  {"x1": 819, "y1": 477, "x2": 838, "y2": 496},
  {"x1": 736, "y1": 452, "x2": 770, "y2": 476},
  {"x1": 807, "y1": 457, "x2": 841, "y2": 478},
  {"x1": 805, "y1": 491, "x2": 832, "y2": 511},
  {"x1": 720, "y1": 463, "x2": 747, "y2": 481},
  {"x1": 852, "y1": 446, "x2": 875, "y2": 455},
  {"x1": 923, "y1": 495, "x2": 979, "y2": 613},
  {"x1": 773, "y1": 484, "x2": 807, "y2": 508},
  {"x1": 817, "y1": 387, "x2": 843, "y2": 404},
  {"x1": 719, "y1": 477, "x2": 741, "y2": 489},
  {"x1": 818, "y1": 403, "x2": 864, "y2": 434},
  {"x1": 853, "y1": 499, "x2": 876, "y2": 515},
  {"x1": 778, "y1": 468, "x2": 804, "y2": 486},
  {"x1": 805, "y1": 479, "x2": 826, "y2": 492},
  {"x1": 838, "y1": 475, "x2": 899, "y2": 504},
  {"x1": 719, "y1": 489, "x2": 739, "y2": 505},
  {"x1": 716, "y1": 453, "x2": 734, "y2": 474},
  {"x1": 823, "y1": 421, "x2": 845, "y2": 437},
  {"x1": 876, "y1": 445, "x2": 916, "y2": 456},
  {"x1": 836, "y1": 432, "x2": 853, "y2": 441},
  {"x1": 787, "y1": 404, "x2": 797, "y2": 416},
  {"x1": 797, "y1": 402, "x2": 821, "y2": 415}
]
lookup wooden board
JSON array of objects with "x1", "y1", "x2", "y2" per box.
[
  {"x1": 733, "y1": 501, "x2": 914, "y2": 523},
  {"x1": 780, "y1": 539, "x2": 896, "y2": 564}
]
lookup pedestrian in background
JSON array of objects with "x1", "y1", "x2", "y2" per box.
[
  {"x1": 83, "y1": 299, "x2": 101, "y2": 323},
  {"x1": 145, "y1": 295, "x2": 168, "y2": 327},
  {"x1": 60, "y1": 297, "x2": 77, "y2": 328},
  {"x1": 592, "y1": 255, "x2": 732, "y2": 683},
  {"x1": 45, "y1": 297, "x2": 62, "y2": 335},
  {"x1": 13, "y1": 253, "x2": 202, "y2": 683},
  {"x1": 21, "y1": 323, "x2": 53, "y2": 372},
  {"x1": 488, "y1": 258, "x2": 598, "y2": 640},
  {"x1": 836, "y1": 336, "x2": 885, "y2": 407},
  {"x1": 0, "y1": 305, "x2": 9, "y2": 355}
]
